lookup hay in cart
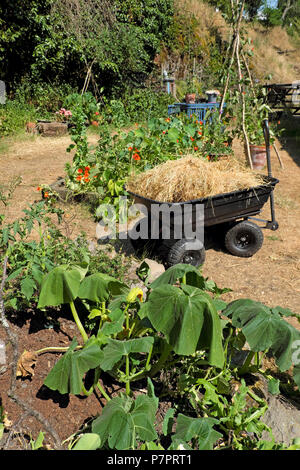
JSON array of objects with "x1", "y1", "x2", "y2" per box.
[{"x1": 126, "y1": 156, "x2": 265, "y2": 203}]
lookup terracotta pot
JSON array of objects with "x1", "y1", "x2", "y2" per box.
[
  {"x1": 26, "y1": 122, "x2": 37, "y2": 134},
  {"x1": 249, "y1": 144, "x2": 266, "y2": 170},
  {"x1": 185, "y1": 93, "x2": 196, "y2": 104}
]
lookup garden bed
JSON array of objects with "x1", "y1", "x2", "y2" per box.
[{"x1": 0, "y1": 129, "x2": 300, "y2": 451}]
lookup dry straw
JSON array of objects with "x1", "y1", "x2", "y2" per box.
[{"x1": 126, "y1": 155, "x2": 265, "y2": 203}]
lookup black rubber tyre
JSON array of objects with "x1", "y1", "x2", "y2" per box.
[
  {"x1": 167, "y1": 238, "x2": 206, "y2": 267},
  {"x1": 224, "y1": 220, "x2": 264, "y2": 257}
]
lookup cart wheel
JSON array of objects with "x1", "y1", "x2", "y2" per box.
[
  {"x1": 224, "y1": 220, "x2": 263, "y2": 257},
  {"x1": 167, "y1": 239, "x2": 206, "y2": 267}
]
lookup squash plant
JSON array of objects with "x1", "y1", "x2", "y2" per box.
[
  {"x1": 35, "y1": 263, "x2": 226, "y2": 399},
  {"x1": 24, "y1": 262, "x2": 300, "y2": 450}
]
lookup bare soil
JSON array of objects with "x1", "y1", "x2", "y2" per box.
[{"x1": 0, "y1": 129, "x2": 299, "y2": 450}]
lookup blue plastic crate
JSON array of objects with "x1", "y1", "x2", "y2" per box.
[
  {"x1": 167, "y1": 104, "x2": 181, "y2": 115},
  {"x1": 168, "y1": 102, "x2": 224, "y2": 124}
]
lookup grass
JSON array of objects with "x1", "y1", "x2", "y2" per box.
[{"x1": 0, "y1": 99, "x2": 51, "y2": 137}]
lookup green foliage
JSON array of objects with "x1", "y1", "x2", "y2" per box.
[
  {"x1": 0, "y1": 200, "x2": 79, "y2": 309},
  {"x1": 0, "y1": 100, "x2": 42, "y2": 136},
  {"x1": 223, "y1": 298, "x2": 300, "y2": 388},
  {"x1": 64, "y1": 111, "x2": 232, "y2": 218},
  {"x1": 14, "y1": 81, "x2": 76, "y2": 113},
  {"x1": 63, "y1": 92, "x2": 100, "y2": 123},
  {"x1": 44, "y1": 337, "x2": 104, "y2": 395},
  {"x1": 3, "y1": 232, "x2": 299, "y2": 451},
  {"x1": 0, "y1": 0, "x2": 174, "y2": 95},
  {"x1": 262, "y1": 6, "x2": 283, "y2": 27},
  {"x1": 71, "y1": 433, "x2": 101, "y2": 450},
  {"x1": 102, "y1": 89, "x2": 175, "y2": 127},
  {"x1": 173, "y1": 414, "x2": 222, "y2": 450},
  {"x1": 92, "y1": 379, "x2": 158, "y2": 450},
  {"x1": 141, "y1": 283, "x2": 224, "y2": 366},
  {"x1": 0, "y1": 196, "x2": 129, "y2": 311}
]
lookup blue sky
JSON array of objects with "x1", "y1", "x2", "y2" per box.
[{"x1": 265, "y1": 0, "x2": 278, "y2": 6}]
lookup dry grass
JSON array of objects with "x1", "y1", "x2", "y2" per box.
[
  {"x1": 126, "y1": 155, "x2": 265, "y2": 202},
  {"x1": 175, "y1": 0, "x2": 229, "y2": 41},
  {"x1": 247, "y1": 24, "x2": 300, "y2": 83}
]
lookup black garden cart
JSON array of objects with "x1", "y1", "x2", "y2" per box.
[{"x1": 126, "y1": 120, "x2": 279, "y2": 267}]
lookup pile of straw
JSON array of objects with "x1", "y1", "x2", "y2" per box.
[{"x1": 126, "y1": 156, "x2": 265, "y2": 202}]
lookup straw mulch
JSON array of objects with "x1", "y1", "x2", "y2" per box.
[{"x1": 126, "y1": 156, "x2": 266, "y2": 202}]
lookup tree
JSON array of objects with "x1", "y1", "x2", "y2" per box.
[
  {"x1": 279, "y1": 0, "x2": 297, "y2": 21},
  {"x1": 0, "y1": 0, "x2": 174, "y2": 95},
  {"x1": 244, "y1": 0, "x2": 264, "y2": 19}
]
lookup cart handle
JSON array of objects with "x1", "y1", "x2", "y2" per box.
[{"x1": 262, "y1": 118, "x2": 272, "y2": 178}]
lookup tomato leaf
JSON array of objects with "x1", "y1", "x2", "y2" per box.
[{"x1": 20, "y1": 276, "x2": 36, "y2": 300}]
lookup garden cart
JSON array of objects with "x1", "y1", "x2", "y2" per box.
[{"x1": 126, "y1": 119, "x2": 279, "y2": 267}]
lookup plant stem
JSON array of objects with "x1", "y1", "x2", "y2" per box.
[
  {"x1": 96, "y1": 381, "x2": 111, "y2": 402},
  {"x1": 81, "y1": 383, "x2": 94, "y2": 396},
  {"x1": 125, "y1": 355, "x2": 131, "y2": 395},
  {"x1": 128, "y1": 344, "x2": 154, "y2": 382},
  {"x1": 237, "y1": 350, "x2": 255, "y2": 376},
  {"x1": 145, "y1": 344, "x2": 153, "y2": 371},
  {"x1": 124, "y1": 304, "x2": 130, "y2": 330},
  {"x1": 36, "y1": 345, "x2": 82, "y2": 355},
  {"x1": 69, "y1": 300, "x2": 88, "y2": 344}
]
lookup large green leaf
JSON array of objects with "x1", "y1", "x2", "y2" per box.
[
  {"x1": 173, "y1": 414, "x2": 222, "y2": 450},
  {"x1": 78, "y1": 273, "x2": 128, "y2": 302},
  {"x1": 223, "y1": 299, "x2": 300, "y2": 373},
  {"x1": 150, "y1": 263, "x2": 206, "y2": 289},
  {"x1": 98, "y1": 337, "x2": 154, "y2": 371},
  {"x1": 100, "y1": 308, "x2": 125, "y2": 337},
  {"x1": 37, "y1": 264, "x2": 88, "y2": 308},
  {"x1": 44, "y1": 337, "x2": 103, "y2": 395},
  {"x1": 145, "y1": 283, "x2": 224, "y2": 367},
  {"x1": 72, "y1": 433, "x2": 101, "y2": 450},
  {"x1": 167, "y1": 127, "x2": 180, "y2": 143},
  {"x1": 92, "y1": 381, "x2": 158, "y2": 449}
]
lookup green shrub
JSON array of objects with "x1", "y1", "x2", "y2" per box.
[
  {"x1": 124, "y1": 88, "x2": 175, "y2": 122},
  {"x1": 0, "y1": 100, "x2": 41, "y2": 136},
  {"x1": 14, "y1": 81, "x2": 77, "y2": 113}
]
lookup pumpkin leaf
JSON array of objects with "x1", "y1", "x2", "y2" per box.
[
  {"x1": 44, "y1": 337, "x2": 102, "y2": 395},
  {"x1": 223, "y1": 299, "x2": 300, "y2": 380},
  {"x1": 150, "y1": 263, "x2": 205, "y2": 289},
  {"x1": 37, "y1": 264, "x2": 87, "y2": 308},
  {"x1": 98, "y1": 337, "x2": 154, "y2": 372},
  {"x1": 72, "y1": 433, "x2": 101, "y2": 450},
  {"x1": 172, "y1": 414, "x2": 222, "y2": 450},
  {"x1": 144, "y1": 283, "x2": 224, "y2": 367},
  {"x1": 78, "y1": 273, "x2": 128, "y2": 302}
]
